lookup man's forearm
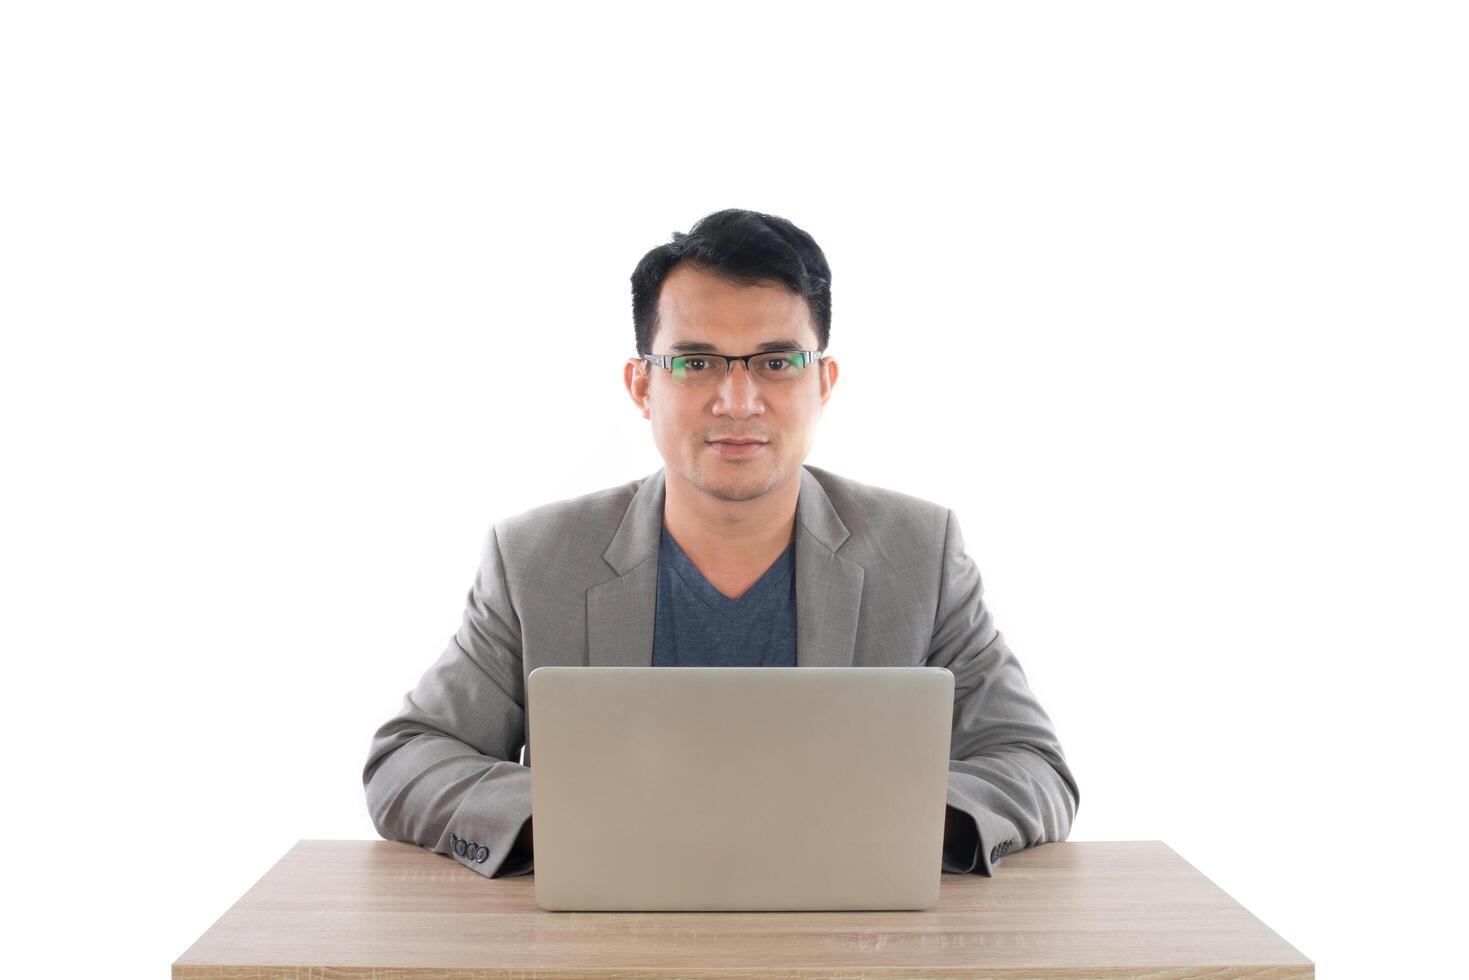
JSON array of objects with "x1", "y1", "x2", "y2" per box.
[{"x1": 927, "y1": 505, "x2": 1081, "y2": 876}]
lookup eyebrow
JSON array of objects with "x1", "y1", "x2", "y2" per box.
[{"x1": 667, "y1": 338, "x2": 805, "y2": 354}]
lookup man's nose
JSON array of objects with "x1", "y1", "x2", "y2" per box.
[{"x1": 713, "y1": 360, "x2": 763, "y2": 418}]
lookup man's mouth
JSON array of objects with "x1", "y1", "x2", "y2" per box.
[{"x1": 708, "y1": 437, "x2": 769, "y2": 456}]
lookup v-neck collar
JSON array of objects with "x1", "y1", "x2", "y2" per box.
[
  {"x1": 587, "y1": 465, "x2": 866, "y2": 670},
  {"x1": 659, "y1": 524, "x2": 794, "y2": 614}
]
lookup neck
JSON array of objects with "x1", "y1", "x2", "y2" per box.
[{"x1": 662, "y1": 468, "x2": 800, "y2": 567}]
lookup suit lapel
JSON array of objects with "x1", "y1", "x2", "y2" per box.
[
  {"x1": 794, "y1": 467, "x2": 864, "y2": 668},
  {"x1": 586, "y1": 466, "x2": 865, "y2": 669},
  {"x1": 587, "y1": 468, "x2": 666, "y2": 667}
]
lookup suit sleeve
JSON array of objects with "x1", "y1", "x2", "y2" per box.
[
  {"x1": 362, "y1": 524, "x2": 535, "y2": 879},
  {"x1": 925, "y1": 508, "x2": 1081, "y2": 875}
]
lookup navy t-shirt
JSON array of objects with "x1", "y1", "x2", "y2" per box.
[{"x1": 652, "y1": 524, "x2": 797, "y2": 667}]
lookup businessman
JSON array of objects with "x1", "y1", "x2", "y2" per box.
[{"x1": 363, "y1": 208, "x2": 1080, "y2": 879}]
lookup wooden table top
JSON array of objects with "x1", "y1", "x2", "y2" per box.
[{"x1": 173, "y1": 839, "x2": 1312, "y2": 979}]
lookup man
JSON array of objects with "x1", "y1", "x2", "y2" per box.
[{"x1": 363, "y1": 208, "x2": 1080, "y2": 880}]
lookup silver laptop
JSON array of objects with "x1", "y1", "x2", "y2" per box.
[{"x1": 526, "y1": 665, "x2": 954, "y2": 911}]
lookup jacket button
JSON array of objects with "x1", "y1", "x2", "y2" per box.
[
  {"x1": 454, "y1": 838, "x2": 467, "y2": 857},
  {"x1": 990, "y1": 845, "x2": 999, "y2": 863},
  {"x1": 449, "y1": 833, "x2": 459, "y2": 850},
  {"x1": 475, "y1": 845, "x2": 489, "y2": 863}
]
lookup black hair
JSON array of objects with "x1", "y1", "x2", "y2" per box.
[{"x1": 630, "y1": 208, "x2": 832, "y2": 355}]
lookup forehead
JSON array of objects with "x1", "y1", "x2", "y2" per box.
[{"x1": 653, "y1": 262, "x2": 818, "y2": 351}]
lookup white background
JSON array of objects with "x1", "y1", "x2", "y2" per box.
[{"x1": 3, "y1": 2, "x2": 1465, "y2": 976}]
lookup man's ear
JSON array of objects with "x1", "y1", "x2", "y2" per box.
[
  {"x1": 624, "y1": 358, "x2": 651, "y2": 419},
  {"x1": 818, "y1": 356, "x2": 839, "y2": 407}
]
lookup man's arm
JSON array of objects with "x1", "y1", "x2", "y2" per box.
[
  {"x1": 926, "y1": 508, "x2": 1081, "y2": 875},
  {"x1": 362, "y1": 524, "x2": 535, "y2": 878}
]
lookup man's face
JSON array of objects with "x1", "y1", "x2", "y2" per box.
[{"x1": 624, "y1": 262, "x2": 838, "y2": 503}]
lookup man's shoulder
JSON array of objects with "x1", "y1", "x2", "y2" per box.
[
  {"x1": 804, "y1": 464, "x2": 950, "y2": 520},
  {"x1": 802, "y1": 464, "x2": 953, "y2": 546},
  {"x1": 494, "y1": 474, "x2": 648, "y2": 545}
]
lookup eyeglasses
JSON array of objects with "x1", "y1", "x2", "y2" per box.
[{"x1": 639, "y1": 349, "x2": 823, "y2": 387}]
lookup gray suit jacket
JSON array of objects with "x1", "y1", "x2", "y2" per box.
[{"x1": 363, "y1": 464, "x2": 1080, "y2": 880}]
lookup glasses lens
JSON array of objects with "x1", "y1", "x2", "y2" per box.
[
  {"x1": 751, "y1": 351, "x2": 808, "y2": 383},
  {"x1": 670, "y1": 354, "x2": 727, "y2": 386}
]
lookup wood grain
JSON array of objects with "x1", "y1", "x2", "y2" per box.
[{"x1": 172, "y1": 839, "x2": 1313, "y2": 979}]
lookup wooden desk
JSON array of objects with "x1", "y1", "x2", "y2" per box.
[{"x1": 173, "y1": 839, "x2": 1312, "y2": 978}]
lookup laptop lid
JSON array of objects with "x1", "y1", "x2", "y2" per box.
[{"x1": 527, "y1": 665, "x2": 954, "y2": 911}]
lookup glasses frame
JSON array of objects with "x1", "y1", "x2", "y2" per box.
[{"x1": 639, "y1": 349, "x2": 824, "y2": 387}]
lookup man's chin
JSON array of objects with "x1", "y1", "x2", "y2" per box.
[
  {"x1": 703, "y1": 482, "x2": 775, "y2": 503},
  {"x1": 688, "y1": 461, "x2": 785, "y2": 503}
]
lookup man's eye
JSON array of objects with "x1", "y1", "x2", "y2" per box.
[
  {"x1": 684, "y1": 358, "x2": 710, "y2": 371},
  {"x1": 764, "y1": 357, "x2": 790, "y2": 371}
]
